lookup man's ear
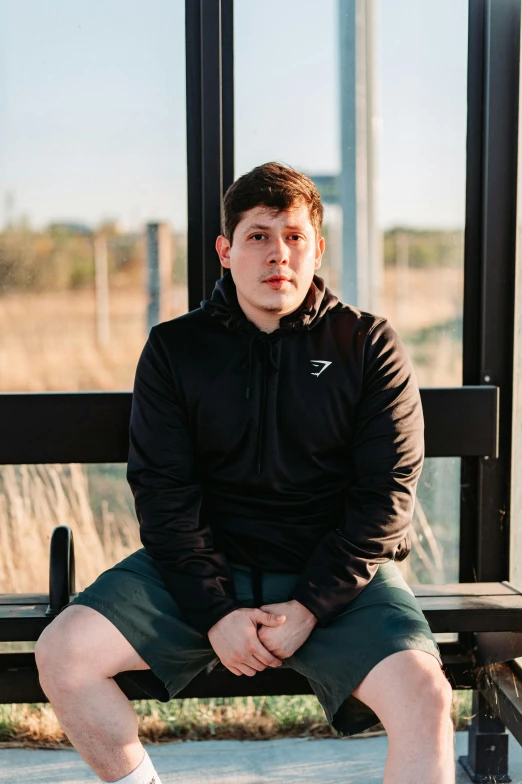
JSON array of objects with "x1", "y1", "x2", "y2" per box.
[
  {"x1": 315, "y1": 236, "x2": 325, "y2": 269},
  {"x1": 216, "y1": 235, "x2": 231, "y2": 268}
]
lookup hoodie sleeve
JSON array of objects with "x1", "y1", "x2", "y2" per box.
[
  {"x1": 126, "y1": 326, "x2": 240, "y2": 636},
  {"x1": 288, "y1": 317, "x2": 424, "y2": 626}
]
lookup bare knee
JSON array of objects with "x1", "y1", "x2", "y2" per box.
[
  {"x1": 394, "y1": 666, "x2": 453, "y2": 739},
  {"x1": 353, "y1": 650, "x2": 453, "y2": 737},
  {"x1": 415, "y1": 669, "x2": 453, "y2": 725},
  {"x1": 35, "y1": 611, "x2": 89, "y2": 693},
  {"x1": 35, "y1": 604, "x2": 150, "y2": 696}
]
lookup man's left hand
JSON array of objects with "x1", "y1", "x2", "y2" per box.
[{"x1": 257, "y1": 600, "x2": 317, "y2": 659}]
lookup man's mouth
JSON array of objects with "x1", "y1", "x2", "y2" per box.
[{"x1": 264, "y1": 277, "x2": 291, "y2": 288}]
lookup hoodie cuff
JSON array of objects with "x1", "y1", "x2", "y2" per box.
[
  {"x1": 288, "y1": 585, "x2": 349, "y2": 628},
  {"x1": 191, "y1": 602, "x2": 242, "y2": 637}
]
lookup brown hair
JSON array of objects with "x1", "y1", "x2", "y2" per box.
[{"x1": 222, "y1": 161, "x2": 324, "y2": 245}]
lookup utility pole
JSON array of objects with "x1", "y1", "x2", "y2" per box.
[
  {"x1": 146, "y1": 222, "x2": 173, "y2": 332},
  {"x1": 94, "y1": 234, "x2": 110, "y2": 348}
]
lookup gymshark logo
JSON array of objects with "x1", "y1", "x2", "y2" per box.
[{"x1": 310, "y1": 360, "x2": 332, "y2": 377}]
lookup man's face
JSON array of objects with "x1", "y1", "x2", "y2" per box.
[{"x1": 215, "y1": 202, "x2": 325, "y2": 323}]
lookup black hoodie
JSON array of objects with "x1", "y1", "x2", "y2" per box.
[{"x1": 126, "y1": 270, "x2": 423, "y2": 636}]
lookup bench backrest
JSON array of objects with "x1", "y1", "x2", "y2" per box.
[{"x1": 0, "y1": 386, "x2": 499, "y2": 464}]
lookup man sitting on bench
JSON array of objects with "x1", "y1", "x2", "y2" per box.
[{"x1": 35, "y1": 161, "x2": 456, "y2": 784}]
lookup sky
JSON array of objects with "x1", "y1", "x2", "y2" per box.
[{"x1": 0, "y1": 0, "x2": 468, "y2": 233}]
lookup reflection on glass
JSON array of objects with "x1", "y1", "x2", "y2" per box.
[
  {"x1": 0, "y1": 0, "x2": 187, "y2": 392},
  {"x1": 399, "y1": 457, "x2": 461, "y2": 586}
]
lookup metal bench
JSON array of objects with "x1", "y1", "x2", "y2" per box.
[{"x1": 2, "y1": 386, "x2": 521, "y2": 782}]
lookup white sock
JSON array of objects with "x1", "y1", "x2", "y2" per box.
[{"x1": 101, "y1": 749, "x2": 163, "y2": 784}]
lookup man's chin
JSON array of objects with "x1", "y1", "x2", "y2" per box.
[
  {"x1": 258, "y1": 290, "x2": 302, "y2": 314},
  {"x1": 259, "y1": 299, "x2": 297, "y2": 315}
]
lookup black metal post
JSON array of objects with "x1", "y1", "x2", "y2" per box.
[
  {"x1": 185, "y1": 0, "x2": 203, "y2": 312},
  {"x1": 221, "y1": 0, "x2": 235, "y2": 214},
  {"x1": 459, "y1": 692, "x2": 511, "y2": 783},
  {"x1": 185, "y1": 0, "x2": 234, "y2": 311},
  {"x1": 460, "y1": 0, "x2": 520, "y2": 583},
  {"x1": 460, "y1": 0, "x2": 521, "y2": 779}
]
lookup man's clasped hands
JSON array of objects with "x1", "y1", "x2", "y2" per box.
[{"x1": 207, "y1": 600, "x2": 318, "y2": 677}]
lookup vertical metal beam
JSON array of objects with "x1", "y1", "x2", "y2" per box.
[
  {"x1": 477, "y1": 0, "x2": 520, "y2": 584},
  {"x1": 460, "y1": 0, "x2": 520, "y2": 585},
  {"x1": 458, "y1": 6, "x2": 519, "y2": 778},
  {"x1": 460, "y1": 0, "x2": 486, "y2": 585},
  {"x1": 200, "y1": 0, "x2": 223, "y2": 301},
  {"x1": 185, "y1": 0, "x2": 234, "y2": 310},
  {"x1": 185, "y1": 0, "x2": 203, "y2": 312},
  {"x1": 221, "y1": 0, "x2": 235, "y2": 204}
]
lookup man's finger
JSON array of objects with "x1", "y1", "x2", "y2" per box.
[
  {"x1": 252, "y1": 609, "x2": 286, "y2": 627},
  {"x1": 251, "y1": 639, "x2": 282, "y2": 668}
]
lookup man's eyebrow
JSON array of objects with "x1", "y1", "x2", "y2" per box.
[{"x1": 242, "y1": 223, "x2": 307, "y2": 233}]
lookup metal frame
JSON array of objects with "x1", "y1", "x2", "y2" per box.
[{"x1": 0, "y1": 0, "x2": 521, "y2": 776}]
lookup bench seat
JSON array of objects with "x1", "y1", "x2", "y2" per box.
[{"x1": 3, "y1": 582, "x2": 522, "y2": 642}]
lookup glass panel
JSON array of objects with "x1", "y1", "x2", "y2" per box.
[
  {"x1": 0, "y1": 0, "x2": 187, "y2": 393},
  {"x1": 0, "y1": 2, "x2": 187, "y2": 656},
  {"x1": 234, "y1": 0, "x2": 468, "y2": 585},
  {"x1": 0, "y1": 463, "x2": 138, "y2": 595}
]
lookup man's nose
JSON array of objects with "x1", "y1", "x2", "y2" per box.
[{"x1": 267, "y1": 237, "x2": 290, "y2": 264}]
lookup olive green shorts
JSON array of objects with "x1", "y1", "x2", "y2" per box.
[{"x1": 63, "y1": 547, "x2": 442, "y2": 737}]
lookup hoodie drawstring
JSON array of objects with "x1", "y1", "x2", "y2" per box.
[
  {"x1": 245, "y1": 333, "x2": 280, "y2": 475},
  {"x1": 251, "y1": 566, "x2": 263, "y2": 607}
]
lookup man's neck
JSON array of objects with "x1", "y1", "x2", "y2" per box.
[{"x1": 235, "y1": 290, "x2": 282, "y2": 334}]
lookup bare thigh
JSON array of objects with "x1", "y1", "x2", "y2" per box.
[{"x1": 35, "y1": 604, "x2": 151, "y2": 678}]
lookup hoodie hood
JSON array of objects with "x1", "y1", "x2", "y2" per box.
[{"x1": 200, "y1": 269, "x2": 339, "y2": 334}]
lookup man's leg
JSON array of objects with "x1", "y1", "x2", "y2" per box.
[
  {"x1": 352, "y1": 648, "x2": 455, "y2": 784},
  {"x1": 35, "y1": 604, "x2": 154, "y2": 783}
]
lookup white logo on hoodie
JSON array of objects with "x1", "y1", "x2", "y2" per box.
[{"x1": 310, "y1": 360, "x2": 332, "y2": 377}]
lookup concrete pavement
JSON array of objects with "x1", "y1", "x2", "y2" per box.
[{"x1": 1, "y1": 731, "x2": 522, "y2": 783}]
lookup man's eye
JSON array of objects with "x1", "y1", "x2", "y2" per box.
[{"x1": 251, "y1": 234, "x2": 265, "y2": 240}]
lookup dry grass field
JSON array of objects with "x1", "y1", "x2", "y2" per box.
[
  {"x1": 0, "y1": 279, "x2": 188, "y2": 392},
  {"x1": 0, "y1": 267, "x2": 462, "y2": 393}
]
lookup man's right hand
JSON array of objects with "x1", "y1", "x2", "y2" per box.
[{"x1": 207, "y1": 608, "x2": 287, "y2": 676}]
